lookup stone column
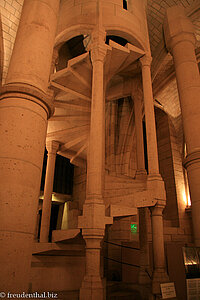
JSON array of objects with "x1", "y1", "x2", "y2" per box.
[
  {"x1": 138, "y1": 207, "x2": 150, "y2": 285},
  {"x1": 40, "y1": 141, "x2": 59, "y2": 243},
  {"x1": 132, "y1": 92, "x2": 150, "y2": 284},
  {"x1": 133, "y1": 94, "x2": 146, "y2": 178},
  {"x1": 0, "y1": 0, "x2": 60, "y2": 292},
  {"x1": 78, "y1": 28, "x2": 112, "y2": 300},
  {"x1": 150, "y1": 205, "x2": 168, "y2": 295},
  {"x1": 140, "y1": 55, "x2": 159, "y2": 176},
  {"x1": 140, "y1": 55, "x2": 169, "y2": 295},
  {"x1": 110, "y1": 101, "x2": 117, "y2": 173},
  {"x1": 164, "y1": 6, "x2": 200, "y2": 246}
]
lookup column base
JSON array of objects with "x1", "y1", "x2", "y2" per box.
[
  {"x1": 79, "y1": 275, "x2": 106, "y2": 300},
  {"x1": 152, "y1": 269, "x2": 169, "y2": 295},
  {"x1": 135, "y1": 169, "x2": 147, "y2": 180}
]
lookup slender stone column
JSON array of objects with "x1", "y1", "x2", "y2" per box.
[
  {"x1": 79, "y1": 231, "x2": 105, "y2": 300},
  {"x1": 40, "y1": 141, "x2": 59, "y2": 243},
  {"x1": 140, "y1": 55, "x2": 169, "y2": 295},
  {"x1": 140, "y1": 55, "x2": 159, "y2": 176},
  {"x1": 78, "y1": 27, "x2": 112, "y2": 300},
  {"x1": 138, "y1": 207, "x2": 150, "y2": 283},
  {"x1": 164, "y1": 6, "x2": 200, "y2": 246},
  {"x1": 133, "y1": 95, "x2": 146, "y2": 178},
  {"x1": 133, "y1": 92, "x2": 149, "y2": 283},
  {"x1": 0, "y1": 0, "x2": 60, "y2": 292},
  {"x1": 150, "y1": 205, "x2": 168, "y2": 295},
  {"x1": 86, "y1": 41, "x2": 106, "y2": 203},
  {"x1": 110, "y1": 101, "x2": 117, "y2": 173},
  {"x1": 138, "y1": 207, "x2": 150, "y2": 285}
]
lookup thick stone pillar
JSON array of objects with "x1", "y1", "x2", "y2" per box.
[
  {"x1": 0, "y1": 0, "x2": 60, "y2": 292},
  {"x1": 78, "y1": 28, "x2": 112, "y2": 300},
  {"x1": 40, "y1": 141, "x2": 59, "y2": 243},
  {"x1": 164, "y1": 6, "x2": 200, "y2": 246},
  {"x1": 140, "y1": 55, "x2": 169, "y2": 295}
]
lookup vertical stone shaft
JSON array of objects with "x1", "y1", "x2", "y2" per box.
[
  {"x1": 40, "y1": 141, "x2": 59, "y2": 243},
  {"x1": 79, "y1": 234, "x2": 104, "y2": 300},
  {"x1": 140, "y1": 55, "x2": 159, "y2": 175},
  {"x1": 110, "y1": 101, "x2": 117, "y2": 172},
  {"x1": 134, "y1": 95, "x2": 146, "y2": 175},
  {"x1": 138, "y1": 207, "x2": 150, "y2": 284},
  {"x1": 164, "y1": 6, "x2": 200, "y2": 246},
  {"x1": 79, "y1": 29, "x2": 113, "y2": 299},
  {"x1": 133, "y1": 92, "x2": 149, "y2": 283},
  {"x1": 140, "y1": 55, "x2": 168, "y2": 294},
  {"x1": 86, "y1": 47, "x2": 106, "y2": 203},
  {"x1": 0, "y1": 0, "x2": 60, "y2": 292},
  {"x1": 84, "y1": 237, "x2": 102, "y2": 278},
  {"x1": 150, "y1": 204, "x2": 169, "y2": 294},
  {"x1": 151, "y1": 206, "x2": 165, "y2": 270}
]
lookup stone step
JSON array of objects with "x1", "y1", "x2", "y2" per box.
[
  {"x1": 52, "y1": 229, "x2": 80, "y2": 243},
  {"x1": 32, "y1": 242, "x2": 85, "y2": 256}
]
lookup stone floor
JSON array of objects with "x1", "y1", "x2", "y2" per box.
[{"x1": 53, "y1": 281, "x2": 152, "y2": 300}]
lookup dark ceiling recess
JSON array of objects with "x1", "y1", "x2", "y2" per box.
[
  {"x1": 106, "y1": 35, "x2": 128, "y2": 47},
  {"x1": 57, "y1": 35, "x2": 87, "y2": 71},
  {"x1": 67, "y1": 35, "x2": 86, "y2": 58}
]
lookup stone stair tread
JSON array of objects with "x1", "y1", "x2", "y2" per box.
[
  {"x1": 52, "y1": 229, "x2": 81, "y2": 243},
  {"x1": 32, "y1": 242, "x2": 85, "y2": 255}
]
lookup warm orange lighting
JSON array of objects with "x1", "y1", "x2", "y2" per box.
[
  {"x1": 182, "y1": 187, "x2": 191, "y2": 207},
  {"x1": 187, "y1": 191, "x2": 191, "y2": 207},
  {"x1": 182, "y1": 189, "x2": 188, "y2": 206}
]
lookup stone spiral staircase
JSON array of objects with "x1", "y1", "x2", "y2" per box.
[
  {"x1": 32, "y1": 40, "x2": 153, "y2": 299},
  {"x1": 47, "y1": 40, "x2": 145, "y2": 167}
]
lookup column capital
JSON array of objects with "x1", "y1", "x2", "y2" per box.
[
  {"x1": 140, "y1": 54, "x2": 152, "y2": 68},
  {"x1": 46, "y1": 140, "x2": 59, "y2": 154},
  {"x1": 89, "y1": 26, "x2": 107, "y2": 64},
  {"x1": 164, "y1": 5, "x2": 196, "y2": 52},
  {"x1": 90, "y1": 43, "x2": 107, "y2": 64},
  {"x1": 82, "y1": 230, "x2": 105, "y2": 249},
  {"x1": 149, "y1": 203, "x2": 165, "y2": 216}
]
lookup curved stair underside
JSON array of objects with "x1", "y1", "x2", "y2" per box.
[{"x1": 47, "y1": 40, "x2": 145, "y2": 168}]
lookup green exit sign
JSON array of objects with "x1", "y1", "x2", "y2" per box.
[{"x1": 131, "y1": 223, "x2": 137, "y2": 233}]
